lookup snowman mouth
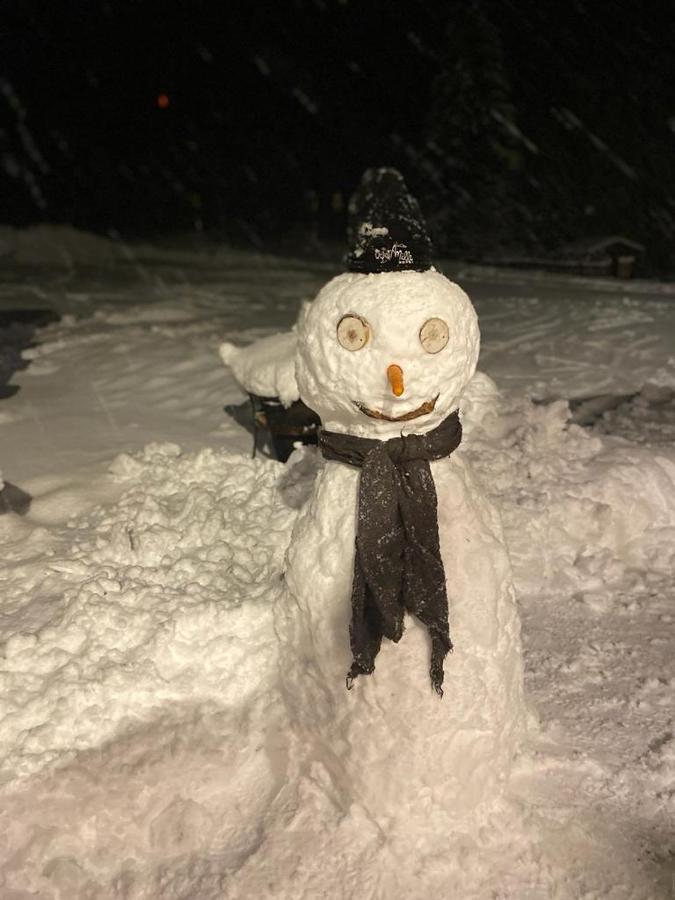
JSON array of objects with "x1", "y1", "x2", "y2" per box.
[{"x1": 353, "y1": 394, "x2": 439, "y2": 422}]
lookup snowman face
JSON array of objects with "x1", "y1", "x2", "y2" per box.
[{"x1": 296, "y1": 269, "x2": 480, "y2": 438}]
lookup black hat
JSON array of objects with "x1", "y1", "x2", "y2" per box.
[{"x1": 346, "y1": 168, "x2": 433, "y2": 274}]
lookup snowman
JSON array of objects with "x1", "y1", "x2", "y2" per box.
[{"x1": 274, "y1": 172, "x2": 526, "y2": 826}]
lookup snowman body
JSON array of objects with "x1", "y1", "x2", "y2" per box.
[{"x1": 276, "y1": 269, "x2": 525, "y2": 824}]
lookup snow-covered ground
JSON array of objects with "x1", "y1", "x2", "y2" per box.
[{"x1": 1, "y1": 228, "x2": 674, "y2": 899}]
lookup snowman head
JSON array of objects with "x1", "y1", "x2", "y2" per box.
[{"x1": 296, "y1": 268, "x2": 480, "y2": 439}]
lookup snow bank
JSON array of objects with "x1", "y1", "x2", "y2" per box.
[{"x1": 0, "y1": 224, "x2": 127, "y2": 267}]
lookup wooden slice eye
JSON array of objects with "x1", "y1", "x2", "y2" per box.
[
  {"x1": 337, "y1": 314, "x2": 370, "y2": 351},
  {"x1": 419, "y1": 318, "x2": 449, "y2": 354}
]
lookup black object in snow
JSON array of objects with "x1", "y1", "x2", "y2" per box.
[
  {"x1": 0, "y1": 308, "x2": 61, "y2": 398},
  {"x1": 0, "y1": 481, "x2": 32, "y2": 516},
  {"x1": 224, "y1": 395, "x2": 320, "y2": 462},
  {"x1": 319, "y1": 410, "x2": 462, "y2": 695},
  {"x1": 346, "y1": 168, "x2": 433, "y2": 274}
]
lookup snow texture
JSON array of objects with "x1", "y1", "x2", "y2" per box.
[
  {"x1": 0, "y1": 231, "x2": 674, "y2": 898},
  {"x1": 220, "y1": 330, "x2": 300, "y2": 406}
]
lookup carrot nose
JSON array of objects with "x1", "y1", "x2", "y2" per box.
[{"x1": 387, "y1": 364, "x2": 404, "y2": 397}]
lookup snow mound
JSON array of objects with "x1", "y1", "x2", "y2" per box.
[
  {"x1": 0, "y1": 443, "x2": 295, "y2": 786},
  {"x1": 0, "y1": 224, "x2": 125, "y2": 267},
  {"x1": 462, "y1": 380, "x2": 675, "y2": 600},
  {"x1": 587, "y1": 383, "x2": 675, "y2": 444},
  {"x1": 219, "y1": 331, "x2": 300, "y2": 406}
]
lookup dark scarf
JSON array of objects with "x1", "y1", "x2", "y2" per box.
[{"x1": 319, "y1": 411, "x2": 462, "y2": 696}]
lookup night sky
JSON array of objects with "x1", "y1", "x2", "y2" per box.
[{"x1": 2, "y1": 0, "x2": 675, "y2": 268}]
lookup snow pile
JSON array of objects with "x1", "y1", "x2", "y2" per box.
[
  {"x1": 220, "y1": 331, "x2": 301, "y2": 406},
  {"x1": 0, "y1": 224, "x2": 127, "y2": 267},
  {"x1": 461, "y1": 376, "x2": 675, "y2": 601},
  {"x1": 587, "y1": 383, "x2": 675, "y2": 444},
  {"x1": 0, "y1": 443, "x2": 304, "y2": 897},
  {"x1": 0, "y1": 443, "x2": 295, "y2": 784}
]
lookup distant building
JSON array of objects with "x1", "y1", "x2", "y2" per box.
[
  {"x1": 483, "y1": 235, "x2": 646, "y2": 279},
  {"x1": 552, "y1": 236, "x2": 646, "y2": 278}
]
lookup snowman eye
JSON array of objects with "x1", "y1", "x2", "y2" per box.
[
  {"x1": 419, "y1": 318, "x2": 449, "y2": 354},
  {"x1": 337, "y1": 314, "x2": 370, "y2": 351}
]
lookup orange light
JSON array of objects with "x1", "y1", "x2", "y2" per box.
[{"x1": 157, "y1": 93, "x2": 170, "y2": 109}]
